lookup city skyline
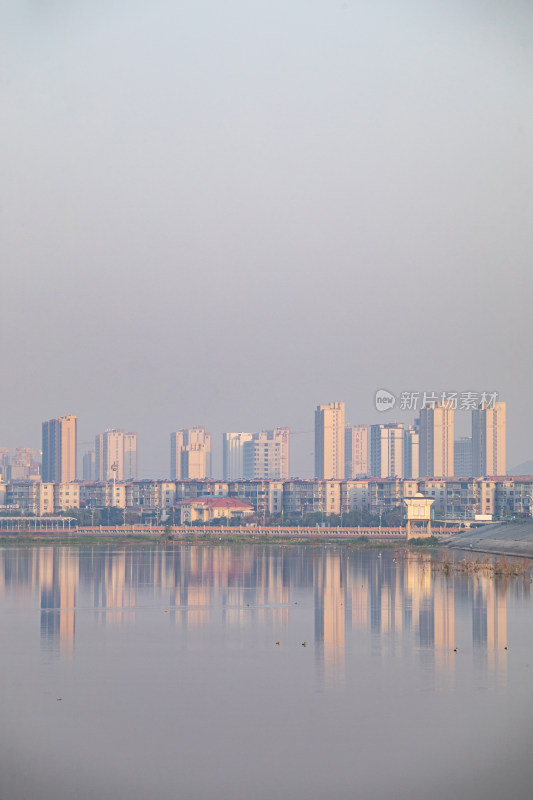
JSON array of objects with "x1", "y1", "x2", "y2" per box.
[
  {"x1": 0, "y1": 398, "x2": 518, "y2": 482},
  {"x1": 2, "y1": 2, "x2": 532, "y2": 482},
  {"x1": 2, "y1": 2, "x2": 532, "y2": 795},
  {"x1": 14, "y1": 391, "x2": 523, "y2": 480}
]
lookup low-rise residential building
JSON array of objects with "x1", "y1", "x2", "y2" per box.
[
  {"x1": 495, "y1": 478, "x2": 533, "y2": 518},
  {"x1": 176, "y1": 497, "x2": 254, "y2": 524},
  {"x1": 229, "y1": 480, "x2": 284, "y2": 516},
  {"x1": 125, "y1": 480, "x2": 161, "y2": 511},
  {"x1": 6, "y1": 481, "x2": 54, "y2": 515},
  {"x1": 282, "y1": 480, "x2": 342, "y2": 516},
  {"x1": 53, "y1": 483, "x2": 80, "y2": 511},
  {"x1": 368, "y1": 478, "x2": 406, "y2": 514},
  {"x1": 81, "y1": 482, "x2": 126, "y2": 509},
  {"x1": 341, "y1": 480, "x2": 371, "y2": 514},
  {"x1": 2, "y1": 475, "x2": 531, "y2": 520},
  {"x1": 174, "y1": 480, "x2": 229, "y2": 502},
  {"x1": 417, "y1": 479, "x2": 449, "y2": 515}
]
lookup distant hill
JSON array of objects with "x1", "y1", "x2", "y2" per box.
[{"x1": 508, "y1": 460, "x2": 533, "y2": 475}]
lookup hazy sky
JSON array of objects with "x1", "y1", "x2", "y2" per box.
[{"x1": 2, "y1": 0, "x2": 532, "y2": 477}]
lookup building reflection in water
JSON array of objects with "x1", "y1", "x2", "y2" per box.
[
  {"x1": 314, "y1": 552, "x2": 345, "y2": 685},
  {"x1": 40, "y1": 547, "x2": 77, "y2": 656},
  {"x1": 0, "y1": 545, "x2": 522, "y2": 685},
  {"x1": 92, "y1": 549, "x2": 137, "y2": 627},
  {"x1": 473, "y1": 573, "x2": 508, "y2": 678},
  {"x1": 433, "y1": 574, "x2": 455, "y2": 677}
]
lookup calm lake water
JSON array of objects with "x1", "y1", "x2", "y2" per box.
[{"x1": 0, "y1": 543, "x2": 532, "y2": 800}]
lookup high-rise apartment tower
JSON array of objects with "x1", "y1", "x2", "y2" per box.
[
  {"x1": 42, "y1": 415, "x2": 77, "y2": 483},
  {"x1": 472, "y1": 402, "x2": 506, "y2": 476},
  {"x1": 170, "y1": 427, "x2": 212, "y2": 480},
  {"x1": 95, "y1": 429, "x2": 138, "y2": 481},
  {"x1": 315, "y1": 402, "x2": 345, "y2": 479},
  {"x1": 419, "y1": 403, "x2": 454, "y2": 477}
]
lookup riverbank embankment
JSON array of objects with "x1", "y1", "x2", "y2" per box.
[{"x1": 442, "y1": 521, "x2": 533, "y2": 558}]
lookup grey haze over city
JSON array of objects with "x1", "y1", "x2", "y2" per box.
[{"x1": 2, "y1": 0, "x2": 532, "y2": 478}]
